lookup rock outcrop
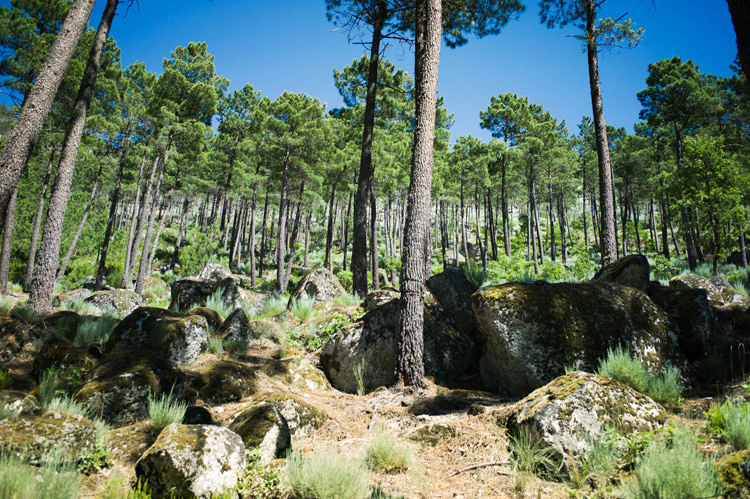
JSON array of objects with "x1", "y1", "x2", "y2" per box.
[
  {"x1": 228, "y1": 401, "x2": 292, "y2": 464},
  {"x1": 288, "y1": 268, "x2": 346, "y2": 305},
  {"x1": 170, "y1": 277, "x2": 240, "y2": 313},
  {"x1": 592, "y1": 254, "x2": 651, "y2": 291},
  {"x1": 670, "y1": 273, "x2": 750, "y2": 310},
  {"x1": 85, "y1": 289, "x2": 141, "y2": 317}
]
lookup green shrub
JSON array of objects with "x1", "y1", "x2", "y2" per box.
[
  {"x1": 539, "y1": 260, "x2": 567, "y2": 282},
  {"x1": 260, "y1": 293, "x2": 288, "y2": 318},
  {"x1": 206, "y1": 286, "x2": 234, "y2": 319},
  {"x1": 238, "y1": 447, "x2": 287, "y2": 498},
  {"x1": 646, "y1": 365, "x2": 685, "y2": 404},
  {"x1": 0, "y1": 453, "x2": 81, "y2": 499},
  {"x1": 620, "y1": 428, "x2": 719, "y2": 499},
  {"x1": 334, "y1": 292, "x2": 361, "y2": 307},
  {"x1": 290, "y1": 296, "x2": 316, "y2": 321},
  {"x1": 0, "y1": 297, "x2": 13, "y2": 315},
  {"x1": 508, "y1": 428, "x2": 559, "y2": 480},
  {"x1": 0, "y1": 366, "x2": 11, "y2": 389},
  {"x1": 148, "y1": 387, "x2": 187, "y2": 432},
  {"x1": 485, "y1": 254, "x2": 534, "y2": 285},
  {"x1": 706, "y1": 399, "x2": 750, "y2": 450},
  {"x1": 462, "y1": 262, "x2": 486, "y2": 288},
  {"x1": 10, "y1": 304, "x2": 35, "y2": 322},
  {"x1": 578, "y1": 428, "x2": 622, "y2": 488},
  {"x1": 285, "y1": 447, "x2": 371, "y2": 499},
  {"x1": 334, "y1": 270, "x2": 353, "y2": 292},
  {"x1": 61, "y1": 298, "x2": 100, "y2": 316},
  {"x1": 208, "y1": 335, "x2": 225, "y2": 356},
  {"x1": 649, "y1": 254, "x2": 681, "y2": 282},
  {"x1": 74, "y1": 314, "x2": 118, "y2": 348},
  {"x1": 597, "y1": 345, "x2": 650, "y2": 393},
  {"x1": 365, "y1": 428, "x2": 414, "y2": 473}
]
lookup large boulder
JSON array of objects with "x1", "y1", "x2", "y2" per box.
[
  {"x1": 254, "y1": 393, "x2": 328, "y2": 439},
  {"x1": 647, "y1": 286, "x2": 715, "y2": 361},
  {"x1": 106, "y1": 307, "x2": 208, "y2": 366},
  {"x1": 592, "y1": 254, "x2": 651, "y2": 291},
  {"x1": 427, "y1": 269, "x2": 480, "y2": 343},
  {"x1": 0, "y1": 390, "x2": 38, "y2": 419},
  {"x1": 0, "y1": 408, "x2": 96, "y2": 464},
  {"x1": 135, "y1": 423, "x2": 246, "y2": 499},
  {"x1": 319, "y1": 291, "x2": 476, "y2": 394},
  {"x1": 74, "y1": 351, "x2": 187, "y2": 427},
  {"x1": 261, "y1": 357, "x2": 332, "y2": 392},
  {"x1": 198, "y1": 263, "x2": 235, "y2": 283},
  {"x1": 198, "y1": 360, "x2": 258, "y2": 405},
  {"x1": 471, "y1": 281, "x2": 681, "y2": 396},
  {"x1": 288, "y1": 268, "x2": 346, "y2": 306},
  {"x1": 228, "y1": 401, "x2": 291, "y2": 464},
  {"x1": 670, "y1": 273, "x2": 750, "y2": 310},
  {"x1": 31, "y1": 336, "x2": 99, "y2": 390},
  {"x1": 505, "y1": 371, "x2": 667, "y2": 468},
  {"x1": 85, "y1": 289, "x2": 141, "y2": 317},
  {"x1": 170, "y1": 277, "x2": 240, "y2": 313},
  {"x1": 52, "y1": 288, "x2": 93, "y2": 308}
]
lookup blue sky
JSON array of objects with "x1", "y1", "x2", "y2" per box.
[{"x1": 4, "y1": 0, "x2": 740, "y2": 142}]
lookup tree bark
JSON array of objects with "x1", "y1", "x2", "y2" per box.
[
  {"x1": 25, "y1": 148, "x2": 57, "y2": 290},
  {"x1": 727, "y1": 0, "x2": 750, "y2": 82},
  {"x1": 324, "y1": 181, "x2": 337, "y2": 270},
  {"x1": 122, "y1": 149, "x2": 150, "y2": 287},
  {"x1": 370, "y1": 184, "x2": 379, "y2": 290},
  {"x1": 259, "y1": 186, "x2": 270, "y2": 279},
  {"x1": 396, "y1": 0, "x2": 441, "y2": 390},
  {"x1": 0, "y1": 0, "x2": 97, "y2": 229},
  {"x1": 29, "y1": 0, "x2": 118, "y2": 312},
  {"x1": 0, "y1": 184, "x2": 19, "y2": 293},
  {"x1": 171, "y1": 197, "x2": 190, "y2": 270},
  {"x1": 276, "y1": 148, "x2": 292, "y2": 292}
]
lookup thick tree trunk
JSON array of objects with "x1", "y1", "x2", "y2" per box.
[
  {"x1": 352, "y1": 2, "x2": 386, "y2": 297},
  {"x1": 57, "y1": 161, "x2": 104, "y2": 282},
  {"x1": 29, "y1": 0, "x2": 118, "y2": 312},
  {"x1": 122, "y1": 149, "x2": 150, "y2": 287},
  {"x1": 585, "y1": 1, "x2": 616, "y2": 267},
  {"x1": 25, "y1": 148, "x2": 57, "y2": 290},
  {"x1": 370, "y1": 184, "x2": 379, "y2": 291},
  {"x1": 396, "y1": 0, "x2": 440, "y2": 390},
  {"x1": 0, "y1": 0, "x2": 97, "y2": 228},
  {"x1": 96, "y1": 123, "x2": 131, "y2": 290}
]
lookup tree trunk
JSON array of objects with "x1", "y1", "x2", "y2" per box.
[
  {"x1": 282, "y1": 183, "x2": 305, "y2": 291},
  {"x1": 29, "y1": 0, "x2": 118, "y2": 312},
  {"x1": 352, "y1": 1, "x2": 386, "y2": 298},
  {"x1": 324, "y1": 181, "x2": 337, "y2": 270},
  {"x1": 122, "y1": 149, "x2": 151, "y2": 287},
  {"x1": 303, "y1": 213, "x2": 311, "y2": 268},
  {"x1": 95, "y1": 122, "x2": 131, "y2": 290},
  {"x1": 396, "y1": 0, "x2": 441, "y2": 390},
  {"x1": 370, "y1": 184, "x2": 379, "y2": 291},
  {"x1": 276, "y1": 148, "x2": 291, "y2": 292},
  {"x1": 558, "y1": 188, "x2": 568, "y2": 264},
  {"x1": 739, "y1": 224, "x2": 747, "y2": 268},
  {"x1": 343, "y1": 189, "x2": 352, "y2": 272},
  {"x1": 259, "y1": 186, "x2": 270, "y2": 279},
  {"x1": 25, "y1": 148, "x2": 57, "y2": 290},
  {"x1": 0, "y1": 184, "x2": 19, "y2": 293},
  {"x1": 171, "y1": 197, "x2": 190, "y2": 270},
  {"x1": 0, "y1": 0, "x2": 97, "y2": 228},
  {"x1": 57, "y1": 160, "x2": 104, "y2": 282},
  {"x1": 727, "y1": 0, "x2": 750, "y2": 82},
  {"x1": 249, "y1": 182, "x2": 258, "y2": 283},
  {"x1": 585, "y1": 0, "x2": 617, "y2": 266}
]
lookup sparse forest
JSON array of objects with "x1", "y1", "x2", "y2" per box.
[{"x1": 1, "y1": 0, "x2": 750, "y2": 498}]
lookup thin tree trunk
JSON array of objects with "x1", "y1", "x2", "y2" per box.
[
  {"x1": 249, "y1": 183, "x2": 258, "y2": 283},
  {"x1": 171, "y1": 197, "x2": 190, "y2": 270},
  {"x1": 122, "y1": 149, "x2": 150, "y2": 287},
  {"x1": 343, "y1": 189, "x2": 352, "y2": 272},
  {"x1": 739, "y1": 224, "x2": 747, "y2": 268},
  {"x1": 370, "y1": 184, "x2": 379, "y2": 290},
  {"x1": 501, "y1": 154, "x2": 511, "y2": 257},
  {"x1": 259, "y1": 187, "x2": 270, "y2": 279},
  {"x1": 396, "y1": 0, "x2": 440, "y2": 390},
  {"x1": 324, "y1": 181, "x2": 337, "y2": 269},
  {"x1": 95, "y1": 122, "x2": 131, "y2": 290},
  {"x1": 29, "y1": 0, "x2": 118, "y2": 312},
  {"x1": 303, "y1": 214, "x2": 311, "y2": 268},
  {"x1": 0, "y1": 0, "x2": 97, "y2": 227},
  {"x1": 276, "y1": 148, "x2": 291, "y2": 292},
  {"x1": 57, "y1": 160, "x2": 104, "y2": 282},
  {"x1": 25, "y1": 148, "x2": 57, "y2": 290},
  {"x1": 0, "y1": 184, "x2": 19, "y2": 293}
]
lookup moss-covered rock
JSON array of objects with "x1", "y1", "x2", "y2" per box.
[
  {"x1": 362, "y1": 288, "x2": 400, "y2": 312},
  {"x1": 105, "y1": 307, "x2": 208, "y2": 366},
  {"x1": 74, "y1": 351, "x2": 187, "y2": 427},
  {"x1": 319, "y1": 291, "x2": 476, "y2": 394},
  {"x1": 85, "y1": 289, "x2": 141, "y2": 317},
  {"x1": 31, "y1": 336, "x2": 98, "y2": 391},
  {"x1": 52, "y1": 288, "x2": 93, "y2": 308},
  {"x1": 670, "y1": 273, "x2": 750, "y2": 310},
  {"x1": 262, "y1": 357, "x2": 332, "y2": 391},
  {"x1": 471, "y1": 281, "x2": 681, "y2": 396},
  {"x1": 716, "y1": 449, "x2": 750, "y2": 496},
  {"x1": 187, "y1": 307, "x2": 223, "y2": 331},
  {"x1": 198, "y1": 263, "x2": 235, "y2": 283},
  {"x1": 288, "y1": 267, "x2": 346, "y2": 306},
  {"x1": 592, "y1": 254, "x2": 651, "y2": 291},
  {"x1": 255, "y1": 393, "x2": 328, "y2": 438},
  {"x1": 0, "y1": 408, "x2": 96, "y2": 464},
  {"x1": 228, "y1": 401, "x2": 291, "y2": 464},
  {"x1": 199, "y1": 360, "x2": 258, "y2": 405},
  {"x1": 648, "y1": 286, "x2": 715, "y2": 361},
  {"x1": 106, "y1": 420, "x2": 158, "y2": 464},
  {"x1": 170, "y1": 277, "x2": 240, "y2": 313},
  {"x1": 0, "y1": 390, "x2": 38, "y2": 418},
  {"x1": 215, "y1": 307, "x2": 251, "y2": 347},
  {"x1": 33, "y1": 311, "x2": 82, "y2": 340},
  {"x1": 402, "y1": 422, "x2": 456, "y2": 446},
  {"x1": 505, "y1": 371, "x2": 667, "y2": 468},
  {"x1": 135, "y1": 423, "x2": 246, "y2": 499}
]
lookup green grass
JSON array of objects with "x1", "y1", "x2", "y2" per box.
[
  {"x1": 48, "y1": 395, "x2": 91, "y2": 418},
  {"x1": 597, "y1": 346, "x2": 684, "y2": 403},
  {"x1": 73, "y1": 314, "x2": 118, "y2": 348},
  {"x1": 507, "y1": 428, "x2": 559, "y2": 480},
  {"x1": 620, "y1": 428, "x2": 719, "y2": 498},
  {"x1": 285, "y1": 447, "x2": 371, "y2": 499},
  {"x1": 706, "y1": 399, "x2": 750, "y2": 450},
  {"x1": 0, "y1": 453, "x2": 81, "y2": 499},
  {"x1": 148, "y1": 387, "x2": 187, "y2": 432},
  {"x1": 61, "y1": 298, "x2": 100, "y2": 316},
  {"x1": 206, "y1": 285, "x2": 234, "y2": 319},
  {"x1": 334, "y1": 292, "x2": 362, "y2": 307},
  {"x1": 645, "y1": 365, "x2": 685, "y2": 404},
  {"x1": 260, "y1": 293, "x2": 288, "y2": 318},
  {"x1": 38, "y1": 368, "x2": 60, "y2": 408},
  {"x1": 576, "y1": 428, "x2": 622, "y2": 488},
  {"x1": 0, "y1": 297, "x2": 14, "y2": 315},
  {"x1": 365, "y1": 428, "x2": 414, "y2": 473},
  {"x1": 208, "y1": 335, "x2": 225, "y2": 355},
  {"x1": 290, "y1": 296, "x2": 317, "y2": 321},
  {"x1": 10, "y1": 304, "x2": 35, "y2": 322}
]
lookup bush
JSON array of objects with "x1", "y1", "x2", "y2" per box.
[
  {"x1": 206, "y1": 285, "x2": 234, "y2": 319},
  {"x1": 10, "y1": 304, "x2": 35, "y2": 322},
  {"x1": 485, "y1": 254, "x2": 534, "y2": 285},
  {"x1": 578, "y1": 428, "x2": 622, "y2": 488},
  {"x1": 620, "y1": 428, "x2": 719, "y2": 498},
  {"x1": 462, "y1": 262, "x2": 486, "y2": 288},
  {"x1": 334, "y1": 270, "x2": 353, "y2": 292},
  {"x1": 290, "y1": 296, "x2": 316, "y2": 321},
  {"x1": 597, "y1": 346, "x2": 684, "y2": 403},
  {"x1": 334, "y1": 292, "x2": 362, "y2": 307},
  {"x1": 260, "y1": 293, "x2": 288, "y2": 318},
  {"x1": 539, "y1": 260, "x2": 566, "y2": 282},
  {"x1": 0, "y1": 453, "x2": 81, "y2": 499},
  {"x1": 706, "y1": 399, "x2": 750, "y2": 450},
  {"x1": 238, "y1": 447, "x2": 287, "y2": 499},
  {"x1": 646, "y1": 365, "x2": 684, "y2": 404},
  {"x1": 285, "y1": 447, "x2": 371, "y2": 499},
  {"x1": 208, "y1": 335, "x2": 224, "y2": 356},
  {"x1": 649, "y1": 254, "x2": 681, "y2": 282},
  {"x1": 508, "y1": 428, "x2": 559, "y2": 480},
  {"x1": 365, "y1": 428, "x2": 414, "y2": 473},
  {"x1": 148, "y1": 387, "x2": 187, "y2": 432},
  {"x1": 73, "y1": 314, "x2": 118, "y2": 348}
]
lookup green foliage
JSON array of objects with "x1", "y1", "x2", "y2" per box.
[
  {"x1": 353, "y1": 358, "x2": 367, "y2": 396},
  {"x1": 597, "y1": 346, "x2": 684, "y2": 403},
  {"x1": 0, "y1": 296, "x2": 13, "y2": 315},
  {"x1": 705, "y1": 399, "x2": 750, "y2": 450},
  {"x1": 0, "y1": 368, "x2": 10, "y2": 390},
  {"x1": 260, "y1": 293, "x2": 288, "y2": 318},
  {"x1": 148, "y1": 387, "x2": 187, "y2": 432},
  {"x1": 484, "y1": 254, "x2": 534, "y2": 285},
  {"x1": 285, "y1": 447, "x2": 371, "y2": 499},
  {"x1": 287, "y1": 313, "x2": 348, "y2": 352},
  {"x1": 73, "y1": 314, "x2": 118, "y2": 348},
  {"x1": 508, "y1": 428, "x2": 560, "y2": 480},
  {"x1": 38, "y1": 368, "x2": 59, "y2": 408},
  {"x1": 648, "y1": 254, "x2": 681, "y2": 282},
  {"x1": 335, "y1": 269, "x2": 353, "y2": 292},
  {"x1": 48, "y1": 394, "x2": 90, "y2": 418},
  {"x1": 238, "y1": 447, "x2": 288, "y2": 498},
  {"x1": 0, "y1": 453, "x2": 81, "y2": 499},
  {"x1": 208, "y1": 335, "x2": 224, "y2": 356},
  {"x1": 539, "y1": 260, "x2": 566, "y2": 281},
  {"x1": 620, "y1": 428, "x2": 719, "y2": 499},
  {"x1": 10, "y1": 303, "x2": 35, "y2": 322},
  {"x1": 60, "y1": 298, "x2": 100, "y2": 316},
  {"x1": 462, "y1": 262, "x2": 486, "y2": 288},
  {"x1": 77, "y1": 442, "x2": 112, "y2": 475},
  {"x1": 206, "y1": 285, "x2": 234, "y2": 320},
  {"x1": 365, "y1": 428, "x2": 414, "y2": 473},
  {"x1": 290, "y1": 296, "x2": 317, "y2": 321},
  {"x1": 576, "y1": 428, "x2": 622, "y2": 488},
  {"x1": 334, "y1": 292, "x2": 361, "y2": 307}
]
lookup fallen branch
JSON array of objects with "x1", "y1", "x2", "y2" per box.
[{"x1": 450, "y1": 461, "x2": 511, "y2": 476}]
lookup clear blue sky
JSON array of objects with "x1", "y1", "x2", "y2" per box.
[{"x1": 5, "y1": 0, "x2": 741, "y2": 142}]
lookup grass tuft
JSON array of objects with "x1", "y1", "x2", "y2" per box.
[
  {"x1": 334, "y1": 292, "x2": 362, "y2": 307},
  {"x1": 206, "y1": 286, "x2": 234, "y2": 319},
  {"x1": 0, "y1": 453, "x2": 81, "y2": 499},
  {"x1": 597, "y1": 346, "x2": 684, "y2": 403},
  {"x1": 365, "y1": 427, "x2": 414, "y2": 473},
  {"x1": 73, "y1": 314, "x2": 117, "y2": 348},
  {"x1": 285, "y1": 447, "x2": 371, "y2": 499},
  {"x1": 290, "y1": 296, "x2": 317, "y2": 321},
  {"x1": 508, "y1": 428, "x2": 559, "y2": 480},
  {"x1": 208, "y1": 335, "x2": 225, "y2": 355},
  {"x1": 148, "y1": 387, "x2": 187, "y2": 432}
]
